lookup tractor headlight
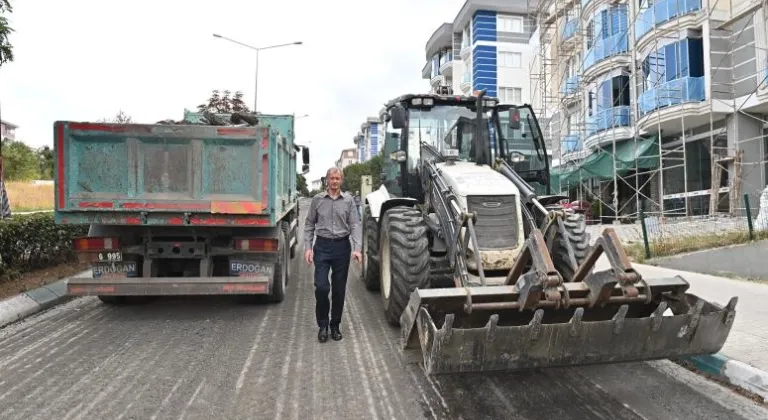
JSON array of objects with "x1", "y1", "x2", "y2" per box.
[
  {"x1": 411, "y1": 98, "x2": 423, "y2": 105},
  {"x1": 423, "y1": 98, "x2": 434, "y2": 106}
]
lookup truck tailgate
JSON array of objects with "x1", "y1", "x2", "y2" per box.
[{"x1": 54, "y1": 122, "x2": 273, "y2": 223}]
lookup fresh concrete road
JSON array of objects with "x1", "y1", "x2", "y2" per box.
[
  {"x1": 652, "y1": 239, "x2": 768, "y2": 281},
  {"x1": 0, "y1": 199, "x2": 766, "y2": 420}
]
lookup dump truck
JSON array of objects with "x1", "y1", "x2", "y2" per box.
[
  {"x1": 53, "y1": 112, "x2": 310, "y2": 303},
  {"x1": 361, "y1": 92, "x2": 738, "y2": 374}
]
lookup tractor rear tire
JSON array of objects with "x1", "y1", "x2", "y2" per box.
[
  {"x1": 552, "y1": 212, "x2": 591, "y2": 282},
  {"x1": 362, "y1": 209, "x2": 380, "y2": 291},
  {"x1": 379, "y1": 206, "x2": 430, "y2": 326}
]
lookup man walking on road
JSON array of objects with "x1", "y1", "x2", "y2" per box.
[{"x1": 304, "y1": 167, "x2": 362, "y2": 343}]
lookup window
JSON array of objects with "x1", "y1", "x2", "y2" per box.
[
  {"x1": 499, "y1": 16, "x2": 524, "y2": 33},
  {"x1": 499, "y1": 87, "x2": 522, "y2": 104},
  {"x1": 499, "y1": 51, "x2": 522, "y2": 68}
]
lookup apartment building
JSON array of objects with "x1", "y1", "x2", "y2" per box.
[
  {"x1": 336, "y1": 148, "x2": 358, "y2": 170},
  {"x1": 1, "y1": 120, "x2": 17, "y2": 142},
  {"x1": 354, "y1": 117, "x2": 380, "y2": 163},
  {"x1": 421, "y1": 0, "x2": 538, "y2": 104},
  {"x1": 534, "y1": 0, "x2": 768, "y2": 219}
]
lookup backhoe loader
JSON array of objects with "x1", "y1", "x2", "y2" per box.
[{"x1": 361, "y1": 91, "x2": 738, "y2": 374}]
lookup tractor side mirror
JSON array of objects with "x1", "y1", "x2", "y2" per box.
[
  {"x1": 380, "y1": 171, "x2": 387, "y2": 181},
  {"x1": 390, "y1": 150, "x2": 407, "y2": 163},
  {"x1": 509, "y1": 109, "x2": 521, "y2": 130},
  {"x1": 302, "y1": 147, "x2": 310, "y2": 165},
  {"x1": 301, "y1": 164, "x2": 309, "y2": 174},
  {"x1": 390, "y1": 107, "x2": 406, "y2": 129}
]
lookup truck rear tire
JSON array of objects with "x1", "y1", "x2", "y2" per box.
[
  {"x1": 267, "y1": 228, "x2": 288, "y2": 303},
  {"x1": 551, "y1": 212, "x2": 591, "y2": 282},
  {"x1": 379, "y1": 206, "x2": 430, "y2": 326},
  {"x1": 281, "y1": 221, "x2": 293, "y2": 280},
  {"x1": 362, "y1": 208, "x2": 380, "y2": 291}
]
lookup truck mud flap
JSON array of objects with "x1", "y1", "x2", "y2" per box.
[
  {"x1": 67, "y1": 276, "x2": 271, "y2": 296},
  {"x1": 399, "y1": 278, "x2": 737, "y2": 375}
]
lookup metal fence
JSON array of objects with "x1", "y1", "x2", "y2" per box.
[{"x1": 586, "y1": 187, "x2": 768, "y2": 260}]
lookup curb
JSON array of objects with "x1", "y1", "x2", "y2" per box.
[
  {"x1": 0, "y1": 279, "x2": 73, "y2": 329},
  {"x1": 680, "y1": 353, "x2": 768, "y2": 400}
]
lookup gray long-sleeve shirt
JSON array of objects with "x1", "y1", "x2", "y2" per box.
[{"x1": 304, "y1": 191, "x2": 362, "y2": 252}]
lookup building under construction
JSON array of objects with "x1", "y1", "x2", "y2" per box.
[{"x1": 530, "y1": 0, "x2": 768, "y2": 222}]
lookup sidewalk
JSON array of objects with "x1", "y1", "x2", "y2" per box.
[{"x1": 594, "y1": 256, "x2": 768, "y2": 398}]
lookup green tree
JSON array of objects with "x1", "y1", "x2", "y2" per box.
[
  {"x1": 98, "y1": 110, "x2": 132, "y2": 124},
  {"x1": 197, "y1": 90, "x2": 251, "y2": 114},
  {"x1": 0, "y1": 1, "x2": 14, "y2": 66},
  {"x1": 36, "y1": 146, "x2": 54, "y2": 179},
  {"x1": 2, "y1": 139, "x2": 40, "y2": 181},
  {"x1": 296, "y1": 173, "x2": 309, "y2": 197},
  {"x1": 341, "y1": 155, "x2": 384, "y2": 194}
]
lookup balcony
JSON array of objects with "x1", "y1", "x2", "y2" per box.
[
  {"x1": 585, "y1": 106, "x2": 632, "y2": 137},
  {"x1": 460, "y1": 72, "x2": 472, "y2": 93},
  {"x1": 582, "y1": 32, "x2": 629, "y2": 77},
  {"x1": 638, "y1": 76, "x2": 705, "y2": 116},
  {"x1": 561, "y1": 75, "x2": 580, "y2": 96},
  {"x1": 561, "y1": 135, "x2": 582, "y2": 154},
  {"x1": 561, "y1": 19, "x2": 578, "y2": 41},
  {"x1": 460, "y1": 44, "x2": 472, "y2": 60},
  {"x1": 636, "y1": 0, "x2": 701, "y2": 42},
  {"x1": 440, "y1": 55, "x2": 454, "y2": 77}
]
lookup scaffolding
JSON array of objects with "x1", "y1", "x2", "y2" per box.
[{"x1": 528, "y1": 0, "x2": 768, "y2": 226}]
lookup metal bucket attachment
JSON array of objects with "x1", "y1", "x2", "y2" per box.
[{"x1": 400, "y1": 277, "x2": 737, "y2": 375}]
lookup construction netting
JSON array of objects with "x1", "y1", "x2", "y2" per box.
[{"x1": 550, "y1": 135, "x2": 660, "y2": 193}]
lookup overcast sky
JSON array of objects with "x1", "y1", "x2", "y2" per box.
[{"x1": 0, "y1": 0, "x2": 468, "y2": 182}]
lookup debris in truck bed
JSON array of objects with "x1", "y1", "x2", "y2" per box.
[{"x1": 156, "y1": 111, "x2": 259, "y2": 127}]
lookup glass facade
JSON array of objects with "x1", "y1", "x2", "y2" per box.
[{"x1": 638, "y1": 38, "x2": 705, "y2": 115}]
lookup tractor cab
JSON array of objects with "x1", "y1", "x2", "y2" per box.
[{"x1": 379, "y1": 93, "x2": 551, "y2": 198}]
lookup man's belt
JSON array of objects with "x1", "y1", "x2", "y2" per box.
[{"x1": 317, "y1": 235, "x2": 350, "y2": 242}]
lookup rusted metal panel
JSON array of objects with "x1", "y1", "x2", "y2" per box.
[
  {"x1": 67, "y1": 276, "x2": 271, "y2": 296},
  {"x1": 53, "y1": 119, "x2": 295, "y2": 227}
]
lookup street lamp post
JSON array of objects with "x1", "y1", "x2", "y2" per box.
[{"x1": 213, "y1": 34, "x2": 302, "y2": 113}]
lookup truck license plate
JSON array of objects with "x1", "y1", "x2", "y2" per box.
[
  {"x1": 230, "y1": 261, "x2": 274, "y2": 277},
  {"x1": 97, "y1": 251, "x2": 123, "y2": 262},
  {"x1": 92, "y1": 262, "x2": 137, "y2": 278}
]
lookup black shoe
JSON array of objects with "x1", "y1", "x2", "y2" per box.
[
  {"x1": 330, "y1": 326, "x2": 342, "y2": 341},
  {"x1": 318, "y1": 327, "x2": 328, "y2": 343}
]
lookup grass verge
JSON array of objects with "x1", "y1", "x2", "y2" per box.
[
  {"x1": 623, "y1": 230, "x2": 768, "y2": 264},
  {"x1": 6, "y1": 181, "x2": 54, "y2": 212}
]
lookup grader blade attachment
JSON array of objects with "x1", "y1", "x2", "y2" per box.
[{"x1": 399, "y1": 228, "x2": 738, "y2": 375}]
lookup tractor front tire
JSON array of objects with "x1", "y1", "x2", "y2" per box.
[
  {"x1": 362, "y1": 208, "x2": 380, "y2": 291},
  {"x1": 551, "y1": 212, "x2": 591, "y2": 282},
  {"x1": 379, "y1": 206, "x2": 430, "y2": 326}
]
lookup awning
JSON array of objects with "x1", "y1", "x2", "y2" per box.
[{"x1": 550, "y1": 136, "x2": 659, "y2": 192}]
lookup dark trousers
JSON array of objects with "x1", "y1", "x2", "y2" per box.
[{"x1": 313, "y1": 236, "x2": 351, "y2": 329}]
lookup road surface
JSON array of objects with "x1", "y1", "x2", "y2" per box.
[
  {"x1": 0, "y1": 198, "x2": 766, "y2": 420},
  {"x1": 652, "y1": 239, "x2": 768, "y2": 281}
]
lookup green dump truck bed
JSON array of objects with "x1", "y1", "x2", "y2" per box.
[{"x1": 53, "y1": 116, "x2": 303, "y2": 227}]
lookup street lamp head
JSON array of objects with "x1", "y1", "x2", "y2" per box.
[
  {"x1": 213, "y1": 34, "x2": 222, "y2": 38},
  {"x1": 294, "y1": 41, "x2": 303, "y2": 45}
]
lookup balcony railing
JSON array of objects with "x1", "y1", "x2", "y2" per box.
[
  {"x1": 582, "y1": 32, "x2": 629, "y2": 72},
  {"x1": 561, "y1": 20, "x2": 578, "y2": 41},
  {"x1": 561, "y1": 135, "x2": 582, "y2": 154},
  {"x1": 439, "y1": 52, "x2": 453, "y2": 67},
  {"x1": 637, "y1": 76, "x2": 705, "y2": 115},
  {"x1": 561, "y1": 75, "x2": 580, "y2": 95},
  {"x1": 636, "y1": 0, "x2": 701, "y2": 40},
  {"x1": 585, "y1": 106, "x2": 632, "y2": 136}
]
